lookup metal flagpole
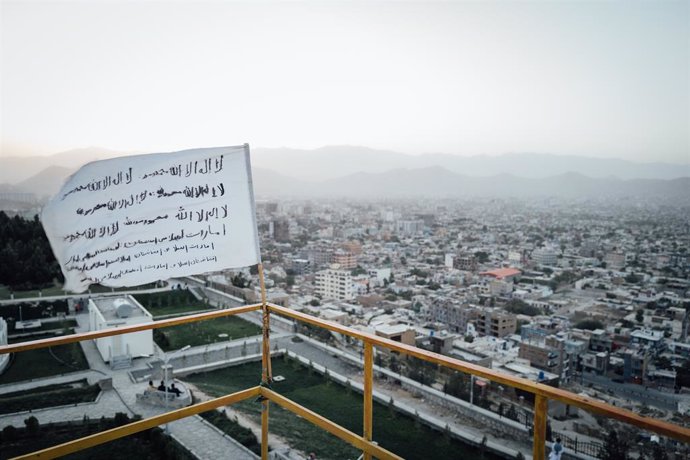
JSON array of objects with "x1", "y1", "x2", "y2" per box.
[
  {"x1": 257, "y1": 262, "x2": 271, "y2": 460},
  {"x1": 258, "y1": 263, "x2": 271, "y2": 383}
]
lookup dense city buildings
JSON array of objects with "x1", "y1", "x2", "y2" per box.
[
  {"x1": 2, "y1": 195, "x2": 689, "y2": 459},
  {"x1": 251, "y1": 197, "x2": 689, "y2": 398}
]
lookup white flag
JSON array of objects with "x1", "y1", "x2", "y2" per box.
[{"x1": 42, "y1": 145, "x2": 261, "y2": 293}]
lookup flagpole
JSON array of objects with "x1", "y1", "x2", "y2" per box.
[
  {"x1": 258, "y1": 262, "x2": 272, "y2": 383},
  {"x1": 257, "y1": 262, "x2": 271, "y2": 460}
]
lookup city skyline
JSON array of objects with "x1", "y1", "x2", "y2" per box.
[{"x1": 2, "y1": 1, "x2": 688, "y2": 164}]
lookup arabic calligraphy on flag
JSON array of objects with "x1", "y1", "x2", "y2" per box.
[{"x1": 42, "y1": 145, "x2": 261, "y2": 293}]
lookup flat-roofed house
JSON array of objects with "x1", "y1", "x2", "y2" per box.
[{"x1": 89, "y1": 295, "x2": 154, "y2": 368}]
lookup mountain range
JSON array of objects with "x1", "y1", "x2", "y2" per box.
[{"x1": 0, "y1": 146, "x2": 687, "y2": 201}]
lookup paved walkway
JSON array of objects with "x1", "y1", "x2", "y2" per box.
[{"x1": 168, "y1": 415, "x2": 257, "y2": 460}]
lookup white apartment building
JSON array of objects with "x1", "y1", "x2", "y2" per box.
[
  {"x1": 398, "y1": 219, "x2": 424, "y2": 236},
  {"x1": 315, "y1": 266, "x2": 355, "y2": 300},
  {"x1": 532, "y1": 247, "x2": 558, "y2": 266}
]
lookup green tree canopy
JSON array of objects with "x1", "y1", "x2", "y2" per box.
[{"x1": 0, "y1": 212, "x2": 63, "y2": 290}]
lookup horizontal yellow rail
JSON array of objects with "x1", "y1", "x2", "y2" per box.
[
  {"x1": 268, "y1": 303, "x2": 690, "y2": 444},
  {"x1": 7, "y1": 384, "x2": 401, "y2": 460},
  {"x1": 11, "y1": 386, "x2": 261, "y2": 460},
  {"x1": 0, "y1": 303, "x2": 261, "y2": 354},
  {"x1": 3, "y1": 300, "x2": 689, "y2": 459},
  {"x1": 262, "y1": 387, "x2": 402, "y2": 460}
]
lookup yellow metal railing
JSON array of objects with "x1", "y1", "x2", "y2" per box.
[{"x1": 1, "y1": 302, "x2": 689, "y2": 460}]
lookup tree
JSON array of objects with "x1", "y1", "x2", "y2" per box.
[
  {"x1": 230, "y1": 272, "x2": 251, "y2": 289},
  {"x1": 24, "y1": 416, "x2": 40, "y2": 437},
  {"x1": 654, "y1": 356, "x2": 673, "y2": 370},
  {"x1": 505, "y1": 404, "x2": 519, "y2": 422},
  {"x1": 114, "y1": 412, "x2": 130, "y2": 426},
  {"x1": 635, "y1": 309, "x2": 644, "y2": 323},
  {"x1": 575, "y1": 319, "x2": 605, "y2": 331},
  {"x1": 475, "y1": 251, "x2": 489, "y2": 263},
  {"x1": 0, "y1": 212, "x2": 63, "y2": 290},
  {"x1": 504, "y1": 299, "x2": 541, "y2": 316},
  {"x1": 407, "y1": 356, "x2": 436, "y2": 385},
  {"x1": 625, "y1": 273, "x2": 641, "y2": 284},
  {"x1": 443, "y1": 372, "x2": 470, "y2": 400},
  {"x1": 389, "y1": 355, "x2": 400, "y2": 373},
  {"x1": 652, "y1": 442, "x2": 668, "y2": 460},
  {"x1": 351, "y1": 265, "x2": 367, "y2": 276},
  {"x1": 599, "y1": 430, "x2": 629, "y2": 460},
  {"x1": 2, "y1": 425, "x2": 18, "y2": 442}
]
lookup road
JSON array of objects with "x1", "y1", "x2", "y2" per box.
[{"x1": 579, "y1": 373, "x2": 682, "y2": 411}]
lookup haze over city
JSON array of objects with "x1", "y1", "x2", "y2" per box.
[{"x1": 2, "y1": 0, "x2": 689, "y2": 165}]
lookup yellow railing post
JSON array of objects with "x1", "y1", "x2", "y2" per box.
[
  {"x1": 258, "y1": 262, "x2": 271, "y2": 460},
  {"x1": 261, "y1": 399, "x2": 270, "y2": 460},
  {"x1": 363, "y1": 341, "x2": 374, "y2": 460},
  {"x1": 258, "y1": 263, "x2": 272, "y2": 383},
  {"x1": 533, "y1": 394, "x2": 548, "y2": 460}
]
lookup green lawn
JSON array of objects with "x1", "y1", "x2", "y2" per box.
[
  {"x1": 0, "y1": 379, "x2": 100, "y2": 414},
  {"x1": 134, "y1": 290, "x2": 210, "y2": 318},
  {"x1": 8, "y1": 319, "x2": 77, "y2": 334},
  {"x1": 184, "y1": 358, "x2": 494, "y2": 460},
  {"x1": 0, "y1": 334, "x2": 90, "y2": 384},
  {"x1": 154, "y1": 316, "x2": 262, "y2": 352}
]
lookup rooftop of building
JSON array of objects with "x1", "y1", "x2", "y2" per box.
[
  {"x1": 375, "y1": 323, "x2": 414, "y2": 336},
  {"x1": 479, "y1": 267, "x2": 521, "y2": 279},
  {"x1": 90, "y1": 295, "x2": 151, "y2": 322}
]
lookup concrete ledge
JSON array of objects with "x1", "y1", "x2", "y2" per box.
[{"x1": 0, "y1": 388, "x2": 105, "y2": 418}]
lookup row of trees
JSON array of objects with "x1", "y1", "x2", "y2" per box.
[{"x1": 0, "y1": 212, "x2": 62, "y2": 290}]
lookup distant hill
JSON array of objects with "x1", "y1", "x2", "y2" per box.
[
  {"x1": 0, "y1": 147, "x2": 129, "y2": 184},
  {"x1": 15, "y1": 165, "x2": 76, "y2": 199},
  {"x1": 2, "y1": 160, "x2": 687, "y2": 203},
  {"x1": 251, "y1": 146, "x2": 689, "y2": 181},
  {"x1": 1, "y1": 145, "x2": 687, "y2": 202},
  {"x1": 1, "y1": 145, "x2": 687, "y2": 185},
  {"x1": 252, "y1": 166, "x2": 690, "y2": 203}
]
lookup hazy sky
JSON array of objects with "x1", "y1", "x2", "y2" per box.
[{"x1": 1, "y1": 0, "x2": 688, "y2": 163}]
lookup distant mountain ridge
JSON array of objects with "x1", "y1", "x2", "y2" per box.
[
  {"x1": 251, "y1": 166, "x2": 689, "y2": 202},
  {"x1": 0, "y1": 147, "x2": 128, "y2": 184},
  {"x1": 1, "y1": 145, "x2": 687, "y2": 185},
  {"x1": 251, "y1": 146, "x2": 689, "y2": 181},
  {"x1": 0, "y1": 145, "x2": 687, "y2": 201}
]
